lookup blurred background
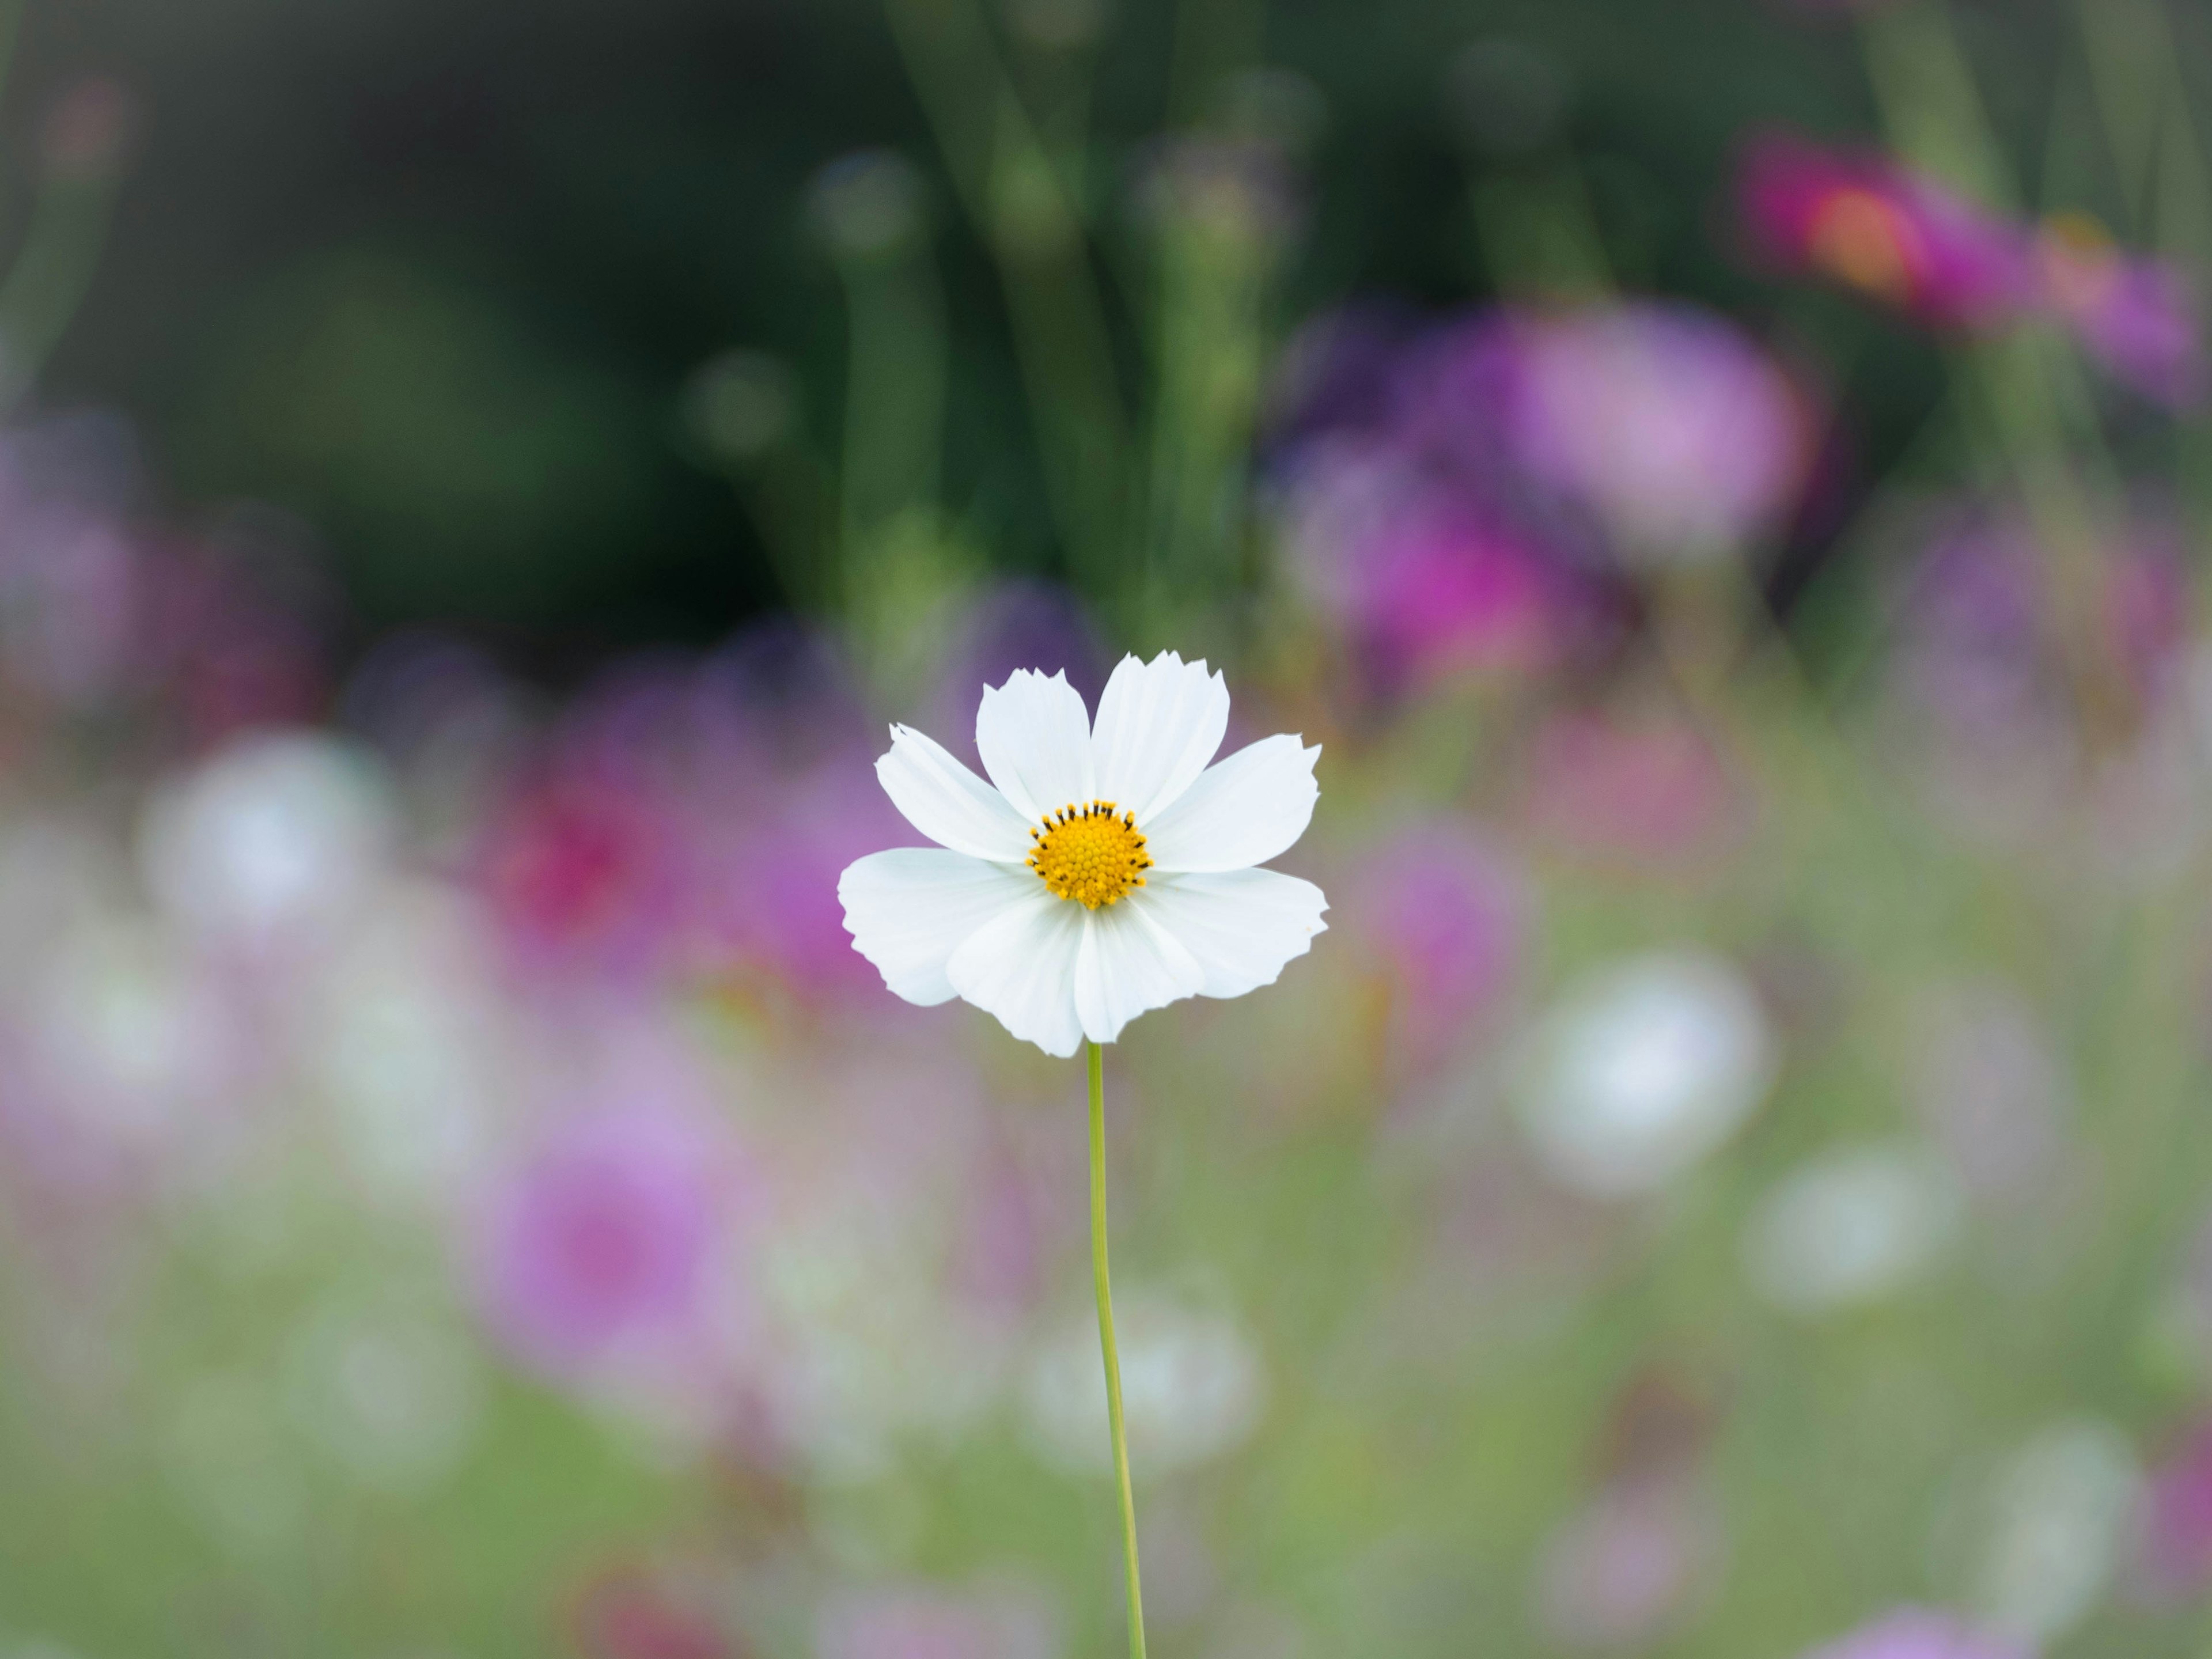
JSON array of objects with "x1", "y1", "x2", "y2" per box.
[{"x1": 6, "y1": 0, "x2": 2212, "y2": 1654}]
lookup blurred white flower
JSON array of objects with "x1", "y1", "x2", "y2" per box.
[
  {"x1": 284, "y1": 1297, "x2": 485, "y2": 1495},
  {"x1": 309, "y1": 887, "x2": 506, "y2": 1207},
  {"x1": 1744, "y1": 1142, "x2": 1964, "y2": 1315},
  {"x1": 1908, "y1": 984, "x2": 2068, "y2": 1202},
  {"x1": 754, "y1": 1176, "x2": 1013, "y2": 1475},
  {"x1": 29, "y1": 914, "x2": 232, "y2": 1151},
  {"x1": 1971, "y1": 1419, "x2": 2140, "y2": 1645},
  {"x1": 1513, "y1": 949, "x2": 1775, "y2": 1197},
  {"x1": 139, "y1": 730, "x2": 398, "y2": 948},
  {"x1": 1022, "y1": 1293, "x2": 1265, "y2": 1474}
]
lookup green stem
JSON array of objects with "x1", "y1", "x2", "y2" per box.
[{"x1": 1088, "y1": 1040, "x2": 1147, "y2": 1659}]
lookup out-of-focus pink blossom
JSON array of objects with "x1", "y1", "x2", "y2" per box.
[
  {"x1": 1797, "y1": 1609, "x2": 2029, "y2": 1659},
  {"x1": 1520, "y1": 710, "x2": 1746, "y2": 865},
  {"x1": 1535, "y1": 1473, "x2": 1717, "y2": 1649},
  {"x1": 478, "y1": 1100, "x2": 742, "y2": 1376},
  {"x1": 815, "y1": 1584, "x2": 1058, "y2": 1659},
  {"x1": 1266, "y1": 305, "x2": 1622, "y2": 696},
  {"x1": 1270, "y1": 297, "x2": 1810, "y2": 692},
  {"x1": 1739, "y1": 132, "x2": 2035, "y2": 329},
  {"x1": 479, "y1": 762, "x2": 696, "y2": 989},
  {"x1": 1340, "y1": 820, "x2": 1527, "y2": 1073},
  {"x1": 1296, "y1": 474, "x2": 1585, "y2": 688},
  {"x1": 1475, "y1": 303, "x2": 1815, "y2": 558},
  {"x1": 1892, "y1": 506, "x2": 2193, "y2": 736},
  {"x1": 2136, "y1": 1421, "x2": 2212, "y2": 1599},
  {"x1": 2038, "y1": 213, "x2": 2206, "y2": 408},
  {"x1": 574, "y1": 1563, "x2": 737, "y2": 1659}
]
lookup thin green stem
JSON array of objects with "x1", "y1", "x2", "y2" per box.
[{"x1": 1088, "y1": 1040, "x2": 1146, "y2": 1659}]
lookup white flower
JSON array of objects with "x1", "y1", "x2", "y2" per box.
[
  {"x1": 1741, "y1": 1140, "x2": 1963, "y2": 1314},
  {"x1": 1512, "y1": 948, "x2": 1775, "y2": 1197},
  {"x1": 838, "y1": 652, "x2": 1328, "y2": 1057}
]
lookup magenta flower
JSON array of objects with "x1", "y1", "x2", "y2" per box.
[
  {"x1": 815, "y1": 1585, "x2": 1056, "y2": 1659},
  {"x1": 1474, "y1": 302, "x2": 1815, "y2": 558},
  {"x1": 573, "y1": 1563, "x2": 736, "y2": 1659},
  {"x1": 1340, "y1": 821, "x2": 1527, "y2": 1074},
  {"x1": 478, "y1": 1101, "x2": 739, "y2": 1376},
  {"x1": 479, "y1": 763, "x2": 696, "y2": 988},
  {"x1": 1739, "y1": 131, "x2": 2035, "y2": 329},
  {"x1": 2038, "y1": 214, "x2": 2205, "y2": 408},
  {"x1": 1268, "y1": 308, "x2": 1626, "y2": 693},
  {"x1": 1289, "y1": 469, "x2": 1584, "y2": 688},
  {"x1": 2137, "y1": 1421, "x2": 2212, "y2": 1598},
  {"x1": 1891, "y1": 505, "x2": 2192, "y2": 734},
  {"x1": 1520, "y1": 710, "x2": 1745, "y2": 866},
  {"x1": 1798, "y1": 1609, "x2": 2029, "y2": 1659}
]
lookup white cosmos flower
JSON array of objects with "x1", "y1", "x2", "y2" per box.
[{"x1": 838, "y1": 652, "x2": 1328, "y2": 1057}]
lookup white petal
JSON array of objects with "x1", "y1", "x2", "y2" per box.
[
  {"x1": 1142, "y1": 734, "x2": 1321, "y2": 873},
  {"x1": 975, "y1": 669, "x2": 1096, "y2": 824},
  {"x1": 876, "y1": 724, "x2": 1033, "y2": 862},
  {"x1": 1137, "y1": 869, "x2": 1330, "y2": 998},
  {"x1": 946, "y1": 886, "x2": 1088, "y2": 1058},
  {"x1": 838, "y1": 849, "x2": 1040, "y2": 1005},
  {"x1": 1090, "y1": 651, "x2": 1230, "y2": 822},
  {"x1": 1073, "y1": 900, "x2": 1207, "y2": 1044}
]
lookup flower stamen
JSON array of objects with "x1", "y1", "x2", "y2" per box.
[{"x1": 1028, "y1": 800, "x2": 1152, "y2": 910}]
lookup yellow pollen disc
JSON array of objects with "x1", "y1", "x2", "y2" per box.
[
  {"x1": 1806, "y1": 188, "x2": 1919, "y2": 305},
  {"x1": 1027, "y1": 800, "x2": 1152, "y2": 910}
]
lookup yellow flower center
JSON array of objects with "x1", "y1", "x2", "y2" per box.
[
  {"x1": 1806, "y1": 187, "x2": 1919, "y2": 304},
  {"x1": 1028, "y1": 801, "x2": 1152, "y2": 910}
]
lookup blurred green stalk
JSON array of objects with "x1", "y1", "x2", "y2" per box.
[{"x1": 885, "y1": 0, "x2": 1132, "y2": 595}]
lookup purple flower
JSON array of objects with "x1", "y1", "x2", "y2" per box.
[
  {"x1": 815, "y1": 1585, "x2": 1057, "y2": 1659},
  {"x1": 1536, "y1": 1474, "x2": 1717, "y2": 1649},
  {"x1": 1270, "y1": 295, "x2": 1809, "y2": 695},
  {"x1": 1340, "y1": 820, "x2": 1527, "y2": 1073},
  {"x1": 2137, "y1": 1421, "x2": 2212, "y2": 1598},
  {"x1": 1519, "y1": 709, "x2": 1746, "y2": 866},
  {"x1": 1798, "y1": 1609, "x2": 2029, "y2": 1659},
  {"x1": 1287, "y1": 467, "x2": 1585, "y2": 690},
  {"x1": 478, "y1": 1099, "x2": 740, "y2": 1376},
  {"x1": 1738, "y1": 131, "x2": 2035, "y2": 330},
  {"x1": 477, "y1": 757, "x2": 698, "y2": 989},
  {"x1": 2038, "y1": 213, "x2": 2205, "y2": 408},
  {"x1": 1474, "y1": 302, "x2": 1815, "y2": 558},
  {"x1": 1891, "y1": 505, "x2": 2192, "y2": 737}
]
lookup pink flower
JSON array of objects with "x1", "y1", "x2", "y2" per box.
[
  {"x1": 1892, "y1": 505, "x2": 2192, "y2": 735},
  {"x1": 815, "y1": 1585, "x2": 1057, "y2": 1659},
  {"x1": 1536, "y1": 1474, "x2": 1717, "y2": 1649},
  {"x1": 1480, "y1": 302, "x2": 1816, "y2": 558},
  {"x1": 1520, "y1": 710, "x2": 1746, "y2": 866},
  {"x1": 706, "y1": 756, "x2": 911, "y2": 1001},
  {"x1": 573, "y1": 1564, "x2": 737, "y2": 1659},
  {"x1": 1739, "y1": 132, "x2": 2035, "y2": 329},
  {"x1": 1282, "y1": 454, "x2": 1608, "y2": 693},
  {"x1": 2037, "y1": 213, "x2": 2205, "y2": 408},
  {"x1": 479, "y1": 763, "x2": 696, "y2": 988},
  {"x1": 2137, "y1": 1421, "x2": 2212, "y2": 1598},
  {"x1": 1798, "y1": 1609, "x2": 2029, "y2": 1659},
  {"x1": 478, "y1": 1101, "x2": 740, "y2": 1376},
  {"x1": 1340, "y1": 821, "x2": 1527, "y2": 1073}
]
